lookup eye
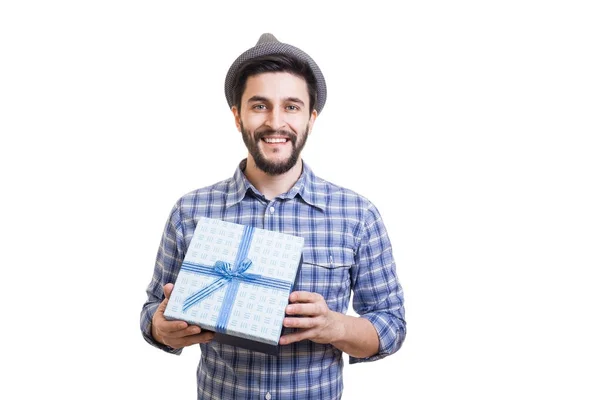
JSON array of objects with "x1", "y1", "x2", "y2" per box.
[
  {"x1": 252, "y1": 104, "x2": 267, "y2": 110},
  {"x1": 286, "y1": 105, "x2": 300, "y2": 111}
]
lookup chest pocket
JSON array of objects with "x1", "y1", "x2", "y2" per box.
[
  {"x1": 294, "y1": 247, "x2": 355, "y2": 313},
  {"x1": 302, "y1": 247, "x2": 355, "y2": 269}
]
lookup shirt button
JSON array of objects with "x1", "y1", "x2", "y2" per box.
[
  {"x1": 265, "y1": 392, "x2": 272, "y2": 400},
  {"x1": 269, "y1": 206, "x2": 275, "y2": 214}
]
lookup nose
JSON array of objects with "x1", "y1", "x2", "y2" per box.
[{"x1": 264, "y1": 108, "x2": 285, "y2": 130}]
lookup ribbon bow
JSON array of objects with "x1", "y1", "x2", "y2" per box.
[{"x1": 182, "y1": 258, "x2": 261, "y2": 312}]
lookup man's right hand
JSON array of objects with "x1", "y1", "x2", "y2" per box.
[{"x1": 151, "y1": 283, "x2": 215, "y2": 349}]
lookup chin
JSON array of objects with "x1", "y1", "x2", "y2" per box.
[{"x1": 260, "y1": 152, "x2": 292, "y2": 165}]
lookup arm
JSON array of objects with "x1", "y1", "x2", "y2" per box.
[
  {"x1": 348, "y1": 203, "x2": 406, "y2": 363},
  {"x1": 280, "y1": 291, "x2": 380, "y2": 358},
  {"x1": 280, "y1": 203, "x2": 406, "y2": 360},
  {"x1": 330, "y1": 310, "x2": 380, "y2": 358},
  {"x1": 140, "y1": 202, "x2": 214, "y2": 352}
]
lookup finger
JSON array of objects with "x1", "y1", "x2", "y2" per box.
[
  {"x1": 188, "y1": 331, "x2": 215, "y2": 344},
  {"x1": 279, "y1": 330, "x2": 314, "y2": 346},
  {"x1": 283, "y1": 316, "x2": 319, "y2": 329},
  {"x1": 166, "y1": 324, "x2": 216, "y2": 339},
  {"x1": 155, "y1": 283, "x2": 175, "y2": 316},
  {"x1": 153, "y1": 295, "x2": 184, "y2": 325},
  {"x1": 157, "y1": 318, "x2": 190, "y2": 334},
  {"x1": 155, "y1": 297, "x2": 169, "y2": 316},
  {"x1": 170, "y1": 331, "x2": 216, "y2": 348},
  {"x1": 289, "y1": 291, "x2": 322, "y2": 303},
  {"x1": 163, "y1": 323, "x2": 203, "y2": 338},
  {"x1": 286, "y1": 302, "x2": 323, "y2": 316},
  {"x1": 163, "y1": 283, "x2": 174, "y2": 300}
]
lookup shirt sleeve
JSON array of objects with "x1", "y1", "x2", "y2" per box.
[
  {"x1": 140, "y1": 201, "x2": 185, "y2": 355},
  {"x1": 349, "y1": 202, "x2": 406, "y2": 364}
]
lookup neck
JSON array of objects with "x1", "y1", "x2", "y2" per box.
[{"x1": 243, "y1": 157, "x2": 303, "y2": 200}]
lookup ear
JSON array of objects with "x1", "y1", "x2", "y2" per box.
[
  {"x1": 307, "y1": 109, "x2": 318, "y2": 135},
  {"x1": 232, "y1": 106, "x2": 242, "y2": 132}
]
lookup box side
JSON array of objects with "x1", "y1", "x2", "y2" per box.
[{"x1": 213, "y1": 333, "x2": 278, "y2": 356}]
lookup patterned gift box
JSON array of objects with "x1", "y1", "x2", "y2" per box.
[{"x1": 164, "y1": 217, "x2": 304, "y2": 355}]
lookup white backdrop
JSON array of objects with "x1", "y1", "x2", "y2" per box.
[{"x1": 1, "y1": 1, "x2": 599, "y2": 399}]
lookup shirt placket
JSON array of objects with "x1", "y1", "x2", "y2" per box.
[
  {"x1": 262, "y1": 199, "x2": 278, "y2": 399},
  {"x1": 264, "y1": 200, "x2": 277, "y2": 230}
]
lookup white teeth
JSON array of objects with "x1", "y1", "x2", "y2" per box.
[{"x1": 263, "y1": 138, "x2": 287, "y2": 143}]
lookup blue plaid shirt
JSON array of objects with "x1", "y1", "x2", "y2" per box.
[{"x1": 141, "y1": 160, "x2": 406, "y2": 400}]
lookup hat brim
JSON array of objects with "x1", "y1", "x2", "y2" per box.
[{"x1": 224, "y1": 42, "x2": 327, "y2": 114}]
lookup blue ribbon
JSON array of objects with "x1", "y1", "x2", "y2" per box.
[{"x1": 181, "y1": 225, "x2": 292, "y2": 333}]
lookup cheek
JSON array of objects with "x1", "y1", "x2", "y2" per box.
[
  {"x1": 244, "y1": 113, "x2": 267, "y2": 126},
  {"x1": 289, "y1": 116, "x2": 311, "y2": 133}
]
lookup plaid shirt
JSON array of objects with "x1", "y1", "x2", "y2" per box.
[{"x1": 141, "y1": 160, "x2": 406, "y2": 400}]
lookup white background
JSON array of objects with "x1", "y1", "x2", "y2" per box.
[{"x1": 1, "y1": 1, "x2": 599, "y2": 399}]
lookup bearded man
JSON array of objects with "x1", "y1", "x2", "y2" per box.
[{"x1": 141, "y1": 33, "x2": 406, "y2": 400}]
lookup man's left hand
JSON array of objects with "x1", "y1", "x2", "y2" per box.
[{"x1": 279, "y1": 291, "x2": 344, "y2": 345}]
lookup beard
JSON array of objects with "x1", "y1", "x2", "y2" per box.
[{"x1": 241, "y1": 123, "x2": 309, "y2": 176}]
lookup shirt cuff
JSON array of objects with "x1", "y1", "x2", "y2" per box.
[{"x1": 349, "y1": 313, "x2": 403, "y2": 364}]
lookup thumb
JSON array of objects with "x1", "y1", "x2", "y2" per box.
[
  {"x1": 155, "y1": 283, "x2": 175, "y2": 316},
  {"x1": 163, "y1": 283, "x2": 175, "y2": 300}
]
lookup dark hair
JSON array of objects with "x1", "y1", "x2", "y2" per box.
[{"x1": 231, "y1": 53, "x2": 318, "y2": 113}]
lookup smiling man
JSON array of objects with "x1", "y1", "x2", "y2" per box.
[
  {"x1": 141, "y1": 33, "x2": 406, "y2": 400},
  {"x1": 235, "y1": 71, "x2": 315, "y2": 194}
]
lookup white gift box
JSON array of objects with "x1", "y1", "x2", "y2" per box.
[{"x1": 165, "y1": 217, "x2": 304, "y2": 355}]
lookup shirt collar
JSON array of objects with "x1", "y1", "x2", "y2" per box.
[{"x1": 225, "y1": 159, "x2": 326, "y2": 211}]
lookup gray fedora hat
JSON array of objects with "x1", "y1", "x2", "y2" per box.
[{"x1": 224, "y1": 33, "x2": 327, "y2": 114}]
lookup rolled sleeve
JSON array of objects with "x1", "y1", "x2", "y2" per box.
[
  {"x1": 139, "y1": 202, "x2": 186, "y2": 355},
  {"x1": 349, "y1": 204, "x2": 406, "y2": 364}
]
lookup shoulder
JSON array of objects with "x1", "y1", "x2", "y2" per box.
[
  {"x1": 312, "y1": 173, "x2": 376, "y2": 208},
  {"x1": 309, "y1": 173, "x2": 382, "y2": 224},
  {"x1": 166, "y1": 177, "x2": 234, "y2": 225},
  {"x1": 176, "y1": 178, "x2": 232, "y2": 206}
]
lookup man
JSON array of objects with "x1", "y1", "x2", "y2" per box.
[{"x1": 141, "y1": 33, "x2": 406, "y2": 399}]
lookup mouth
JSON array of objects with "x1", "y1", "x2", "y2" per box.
[{"x1": 260, "y1": 137, "x2": 290, "y2": 145}]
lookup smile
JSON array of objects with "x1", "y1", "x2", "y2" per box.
[{"x1": 261, "y1": 137, "x2": 289, "y2": 143}]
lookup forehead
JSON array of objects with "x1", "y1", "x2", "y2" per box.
[{"x1": 242, "y1": 72, "x2": 309, "y2": 103}]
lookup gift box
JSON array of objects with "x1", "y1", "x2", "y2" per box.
[{"x1": 164, "y1": 217, "x2": 304, "y2": 355}]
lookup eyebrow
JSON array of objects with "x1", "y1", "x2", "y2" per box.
[{"x1": 247, "y1": 96, "x2": 305, "y2": 106}]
